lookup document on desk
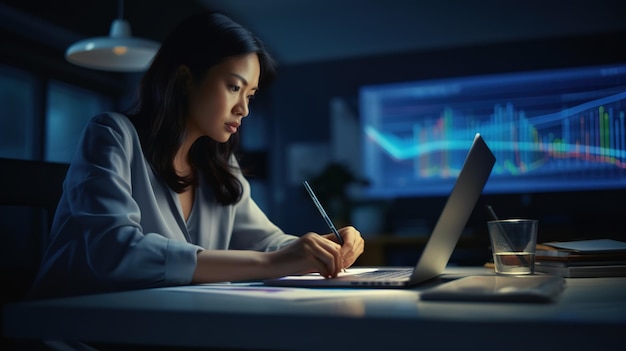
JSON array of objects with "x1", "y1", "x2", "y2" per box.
[
  {"x1": 160, "y1": 269, "x2": 408, "y2": 300},
  {"x1": 273, "y1": 267, "x2": 379, "y2": 280}
]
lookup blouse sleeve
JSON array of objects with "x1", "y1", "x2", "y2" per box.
[
  {"x1": 31, "y1": 113, "x2": 201, "y2": 298},
  {"x1": 227, "y1": 165, "x2": 299, "y2": 251}
]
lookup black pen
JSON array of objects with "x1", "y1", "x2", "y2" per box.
[
  {"x1": 486, "y1": 205, "x2": 499, "y2": 223},
  {"x1": 303, "y1": 180, "x2": 344, "y2": 245}
]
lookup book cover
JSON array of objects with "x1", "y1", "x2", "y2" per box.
[
  {"x1": 541, "y1": 239, "x2": 626, "y2": 253},
  {"x1": 535, "y1": 239, "x2": 626, "y2": 263},
  {"x1": 535, "y1": 263, "x2": 626, "y2": 278}
]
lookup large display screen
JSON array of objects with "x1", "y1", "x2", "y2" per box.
[{"x1": 359, "y1": 63, "x2": 626, "y2": 198}]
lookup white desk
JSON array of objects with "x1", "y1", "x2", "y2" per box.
[{"x1": 4, "y1": 267, "x2": 626, "y2": 351}]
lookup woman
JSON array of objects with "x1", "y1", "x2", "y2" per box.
[{"x1": 29, "y1": 11, "x2": 364, "y2": 299}]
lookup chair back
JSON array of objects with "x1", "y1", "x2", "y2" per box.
[{"x1": 0, "y1": 157, "x2": 68, "y2": 303}]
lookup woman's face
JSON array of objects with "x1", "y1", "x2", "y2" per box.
[{"x1": 185, "y1": 53, "x2": 260, "y2": 143}]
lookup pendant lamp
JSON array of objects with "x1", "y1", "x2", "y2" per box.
[{"x1": 65, "y1": 0, "x2": 160, "y2": 72}]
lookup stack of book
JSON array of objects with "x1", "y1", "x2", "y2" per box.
[{"x1": 534, "y1": 239, "x2": 626, "y2": 278}]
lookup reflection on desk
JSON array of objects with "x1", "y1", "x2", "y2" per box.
[{"x1": 3, "y1": 267, "x2": 626, "y2": 351}]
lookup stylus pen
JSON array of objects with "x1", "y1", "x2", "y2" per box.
[{"x1": 303, "y1": 181, "x2": 344, "y2": 245}]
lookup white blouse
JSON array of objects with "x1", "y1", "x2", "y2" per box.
[{"x1": 29, "y1": 112, "x2": 297, "y2": 298}]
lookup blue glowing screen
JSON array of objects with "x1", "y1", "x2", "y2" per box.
[{"x1": 359, "y1": 63, "x2": 626, "y2": 198}]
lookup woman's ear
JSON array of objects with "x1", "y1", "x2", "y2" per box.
[{"x1": 175, "y1": 65, "x2": 193, "y2": 94}]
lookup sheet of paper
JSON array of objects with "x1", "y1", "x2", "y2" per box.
[
  {"x1": 159, "y1": 281, "x2": 406, "y2": 301},
  {"x1": 158, "y1": 269, "x2": 394, "y2": 300},
  {"x1": 276, "y1": 267, "x2": 379, "y2": 281}
]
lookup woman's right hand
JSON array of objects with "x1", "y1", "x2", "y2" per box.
[{"x1": 268, "y1": 233, "x2": 344, "y2": 278}]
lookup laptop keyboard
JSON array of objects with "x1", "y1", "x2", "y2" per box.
[{"x1": 355, "y1": 269, "x2": 412, "y2": 281}]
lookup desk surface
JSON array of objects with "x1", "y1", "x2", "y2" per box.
[{"x1": 4, "y1": 267, "x2": 626, "y2": 351}]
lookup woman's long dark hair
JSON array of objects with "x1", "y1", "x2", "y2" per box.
[{"x1": 127, "y1": 11, "x2": 276, "y2": 205}]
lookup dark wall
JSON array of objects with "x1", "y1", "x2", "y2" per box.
[
  {"x1": 3, "y1": 16, "x2": 625, "y2": 249},
  {"x1": 266, "y1": 30, "x2": 626, "y2": 242}
]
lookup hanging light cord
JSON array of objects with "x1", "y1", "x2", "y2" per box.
[{"x1": 118, "y1": 0, "x2": 124, "y2": 20}]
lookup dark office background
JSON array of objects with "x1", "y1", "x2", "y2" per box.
[{"x1": 1, "y1": 0, "x2": 626, "y2": 267}]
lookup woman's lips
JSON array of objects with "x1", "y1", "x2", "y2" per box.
[{"x1": 226, "y1": 122, "x2": 239, "y2": 133}]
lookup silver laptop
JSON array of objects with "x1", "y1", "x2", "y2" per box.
[{"x1": 263, "y1": 133, "x2": 496, "y2": 288}]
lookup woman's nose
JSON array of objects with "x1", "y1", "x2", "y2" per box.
[{"x1": 234, "y1": 96, "x2": 249, "y2": 117}]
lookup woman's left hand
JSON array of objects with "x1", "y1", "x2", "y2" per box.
[{"x1": 322, "y1": 226, "x2": 365, "y2": 269}]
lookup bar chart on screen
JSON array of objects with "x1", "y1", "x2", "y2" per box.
[{"x1": 359, "y1": 63, "x2": 626, "y2": 197}]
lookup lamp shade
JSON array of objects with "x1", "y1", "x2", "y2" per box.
[{"x1": 65, "y1": 19, "x2": 160, "y2": 72}]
